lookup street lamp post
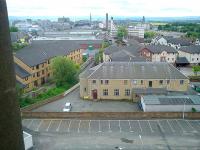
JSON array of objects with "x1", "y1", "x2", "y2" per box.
[{"x1": 182, "y1": 98, "x2": 186, "y2": 119}]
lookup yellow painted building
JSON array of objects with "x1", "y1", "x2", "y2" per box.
[
  {"x1": 14, "y1": 40, "x2": 83, "y2": 92},
  {"x1": 80, "y1": 62, "x2": 189, "y2": 101}
]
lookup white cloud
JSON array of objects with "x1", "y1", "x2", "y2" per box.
[{"x1": 6, "y1": 0, "x2": 200, "y2": 17}]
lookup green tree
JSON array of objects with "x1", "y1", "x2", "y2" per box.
[
  {"x1": 51, "y1": 56, "x2": 80, "y2": 86},
  {"x1": 11, "y1": 42, "x2": 28, "y2": 51},
  {"x1": 192, "y1": 66, "x2": 200, "y2": 76},
  {"x1": 95, "y1": 53, "x2": 100, "y2": 65},
  {"x1": 9, "y1": 26, "x2": 18, "y2": 32},
  {"x1": 117, "y1": 26, "x2": 128, "y2": 41},
  {"x1": 144, "y1": 31, "x2": 157, "y2": 39}
]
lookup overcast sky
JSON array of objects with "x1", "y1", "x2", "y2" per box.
[{"x1": 6, "y1": 0, "x2": 200, "y2": 17}]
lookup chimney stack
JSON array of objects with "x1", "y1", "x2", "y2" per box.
[{"x1": 106, "y1": 13, "x2": 108, "y2": 30}]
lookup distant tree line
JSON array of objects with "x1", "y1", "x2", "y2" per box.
[{"x1": 158, "y1": 23, "x2": 200, "y2": 40}]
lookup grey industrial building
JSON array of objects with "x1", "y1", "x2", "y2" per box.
[{"x1": 141, "y1": 95, "x2": 200, "y2": 112}]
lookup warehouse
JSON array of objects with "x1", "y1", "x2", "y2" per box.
[
  {"x1": 80, "y1": 62, "x2": 189, "y2": 101},
  {"x1": 141, "y1": 95, "x2": 200, "y2": 112}
]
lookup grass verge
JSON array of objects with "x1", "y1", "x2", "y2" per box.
[{"x1": 19, "y1": 83, "x2": 72, "y2": 108}]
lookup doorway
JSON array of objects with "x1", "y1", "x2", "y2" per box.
[
  {"x1": 149, "y1": 81, "x2": 152, "y2": 87},
  {"x1": 92, "y1": 89, "x2": 97, "y2": 99},
  {"x1": 41, "y1": 77, "x2": 45, "y2": 85}
]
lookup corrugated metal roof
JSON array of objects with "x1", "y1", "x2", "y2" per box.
[{"x1": 142, "y1": 95, "x2": 200, "y2": 105}]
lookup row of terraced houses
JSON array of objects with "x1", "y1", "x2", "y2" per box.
[{"x1": 14, "y1": 40, "x2": 102, "y2": 92}]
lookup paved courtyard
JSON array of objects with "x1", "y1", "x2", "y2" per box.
[
  {"x1": 33, "y1": 88, "x2": 140, "y2": 112},
  {"x1": 23, "y1": 119, "x2": 200, "y2": 150}
]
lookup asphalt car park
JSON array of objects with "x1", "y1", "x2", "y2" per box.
[{"x1": 22, "y1": 119, "x2": 200, "y2": 135}]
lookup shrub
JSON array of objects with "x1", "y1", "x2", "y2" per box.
[{"x1": 192, "y1": 107, "x2": 197, "y2": 112}]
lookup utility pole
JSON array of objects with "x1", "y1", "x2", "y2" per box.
[{"x1": 0, "y1": 0, "x2": 25, "y2": 150}]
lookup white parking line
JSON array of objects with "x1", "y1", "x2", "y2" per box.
[
  {"x1": 148, "y1": 121, "x2": 154, "y2": 133},
  {"x1": 35, "y1": 120, "x2": 43, "y2": 131},
  {"x1": 46, "y1": 120, "x2": 52, "y2": 132},
  {"x1": 108, "y1": 120, "x2": 112, "y2": 132},
  {"x1": 186, "y1": 120, "x2": 197, "y2": 132},
  {"x1": 157, "y1": 120, "x2": 165, "y2": 132},
  {"x1": 128, "y1": 120, "x2": 133, "y2": 132},
  {"x1": 67, "y1": 120, "x2": 71, "y2": 132},
  {"x1": 138, "y1": 120, "x2": 142, "y2": 132},
  {"x1": 119, "y1": 120, "x2": 121, "y2": 132},
  {"x1": 88, "y1": 120, "x2": 91, "y2": 133},
  {"x1": 167, "y1": 120, "x2": 175, "y2": 133},
  {"x1": 176, "y1": 120, "x2": 185, "y2": 132},
  {"x1": 139, "y1": 134, "x2": 143, "y2": 149},
  {"x1": 77, "y1": 120, "x2": 81, "y2": 133},
  {"x1": 56, "y1": 120, "x2": 62, "y2": 132},
  {"x1": 98, "y1": 120, "x2": 101, "y2": 132},
  {"x1": 27, "y1": 120, "x2": 33, "y2": 128}
]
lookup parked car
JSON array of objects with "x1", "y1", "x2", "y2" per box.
[{"x1": 63, "y1": 102, "x2": 72, "y2": 112}]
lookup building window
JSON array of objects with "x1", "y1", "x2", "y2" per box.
[
  {"x1": 180, "y1": 80, "x2": 184, "y2": 85},
  {"x1": 105, "y1": 80, "x2": 109, "y2": 85},
  {"x1": 167, "y1": 80, "x2": 170, "y2": 84},
  {"x1": 37, "y1": 72, "x2": 40, "y2": 77},
  {"x1": 133, "y1": 80, "x2": 137, "y2": 84},
  {"x1": 24, "y1": 77, "x2": 28, "y2": 81},
  {"x1": 124, "y1": 80, "x2": 128, "y2": 85},
  {"x1": 42, "y1": 70, "x2": 45, "y2": 75},
  {"x1": 125, "y1": 89, "x2": 130, "y2": 96},
  {"x1": 92, "y1": 80, "x2": 96, "y2": 84},
  {"x1": 47, "y1": 60, "x2": 50, "y2": 64},
  {"x1": 84, "y1": 87, "x2": 87, "y2": 92},
  {"x1": 192, "y1": 58, "x2": 194, "y2": 61},
  {"x1": 36, "y1": 64, "x2": 39, "y2": 69},
  {"x1": 26, "y1": 84, "x2": 29, "y2": 89},
  {"x1": 114, "y1": 89, "x2": 119, "y2": 96},
  {"x1": 42, "y1": 64, "x2": 44, "y2": 68},
  {"x1": 103, "y1": 89, "x2": 108, "y2": 96},
  {"x1": 34, "y1": 80, "x2": 38, "y2": 87},
  {"x1": 47, "y1": 73, "x2": 50, "y2": 77},
  {"x1": 32, "y1": 67, "x2": 34, "y2": 70},
  {"x1": 159, "y1": 80, "x2": 163, "y2": 85},
  {"x1": 33, "y1": 74, "x2": 35, "y2": 78},
  {"x1": 197, "y1": 58, "x2": 199, "y2": 60},
  {"x1": 141, "y1": 80, "x2": 143, "y2": 85},
  {"x1": 101, "y1": 80, "x2": 103, "y2": 84}
]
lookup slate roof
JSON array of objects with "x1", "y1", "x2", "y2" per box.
[
  {"x1": 176, "y1": 57, "x2": 189, "y2": 64},
  {"x1": 166, "y1": 38, "x2": 191, "y2": 46},
  {"x1": 142, "y1": 95, "x2": 200, "y2": 105},
  {"x1": 14, "y1": 40, "x2": 97, "y2": 67},
  {"x1": 144, "y1": 45, "x2": 177, "y2": 53},
  {"x1": 104, "y1": 45, "x2": 121, "y2": 55},
  {"x1": 110, "y1": 50, "x2": 146, "y2": 62},
  {"x1": 104, "y1": 41, "x2": 144, "y2": 57},
  {"x1": 77, "y1": 40, "x2": 103, "y2": 45},
  {"x1": 80, "y1": 62, "x2": 188, "y2": 80},
  {"x1": 14, "y1": 64, "x2": 31, "y2": 78},
  {"x1": 16, "y1": 80, "x2": 27, "y2": 88},
  {"x1": 179, "y1": 45, "x2": 200, "y2": 54}
]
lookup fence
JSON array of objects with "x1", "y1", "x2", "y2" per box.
[{"x1": 21, "y1": 111, "x2": 200, "y2": 119}]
